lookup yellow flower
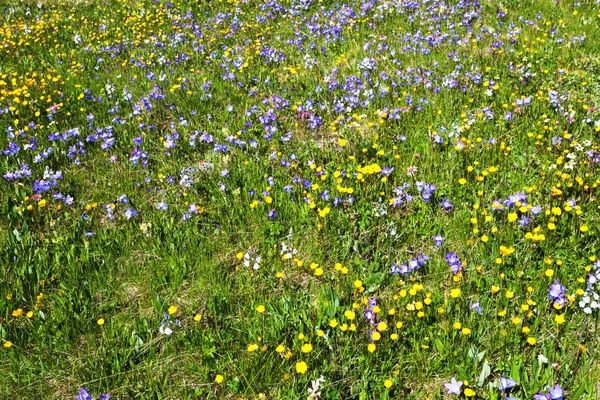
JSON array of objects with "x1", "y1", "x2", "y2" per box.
[
  {"x1": 194, "y1": 314, "x2": 202, "y2": 322},
  {"x1": 97, "y1": 318, "x2": 105, "y2": 326},
  {"x1": 236, "y1": 252, "x2": 244, "y2": 260},
  {"x1": 329, "y1": 319, "x2": 338, "y2": 328},
  {"x1": 552, "y1": 207, "x2": 562, "y2": 216},
  {"x1": 276, "y1": 345, "x2": 285, "y2": 353},
  {"x1": 344, "y1": 310, "x2": 356, "y2": 320},
  {"x1": 384, "y1": 379, "x2": 393, "y2": 388},
  {"x1": 507, "y1": 213, "x2": 518, "y2": 222},
  {"x1": 580, "y1": 225, "x2": 588, "y2": 232},
  {"x1": 527, "y1": 337, "x2": 537, "y2": 345},
  {"x1": 450, "y1": 288, "x2": 461, "y2": 298},
  {"x1": 215, "y1": 374, "x2": 224, "y2": 383},
  {"x1": 459, "y1": 178, "x2": 467, "y2": 185},
  {"x1": 301, "y1": 343, "x2": 313, "y2": 353},
  {"x1": 38, "y1": 199, "x2": 46, "y2": 208},
  {"x1": 367, "y1": 343, "x2": 376, "y2": 353},
  {"x1": 371, "y1": 331, "x2": 381, "y2": 341},
  {"x1": 3, "y1": 341, "x2": 12, "y2": 349},
  {"x1": 256, "y1": 305, "x2": 265, "y2": 313},
  {"x1": 353, "y1": 280, "x2": 363, "y2": 288},
  {"x1": 318, "y1": 207, "x2": 331, "y2": 217},
  {"x1": 461, "y1": 328, "x2": 471, "y2": 335},
  {"x1": 464, "y1": 388, "x2": 476, "y2": 397},
  {"x1": 295, "y1": 361, "x2": 308, "y2": 374},
  {"x1": 555, "y1": 314, "x2": 565, "y2": 324},
  {"x1": 247, "y1": 344, "x2": 259, "y2": 352},
  {"x1": 453, "y1": 322, "x2": 462, "y2": 330},
  {"x1": 545, "y1": 269, "x2": 554, "y2": 277},
  {"x1": 505, "y1": 290, "x2": 514, "y2": 299},
  {"x1": 168, "y1": 305, "x2": 177, "y2": 315}
]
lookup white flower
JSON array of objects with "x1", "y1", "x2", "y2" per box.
[
  {"x1": 159, "y1": 325, "x2": 172, "y2": 336},
  {"x1": 538, "y1": 354, "x2": 548, "y2": 364},
  {"x1": 307, "y1": 376, "x2": 325, "y2": 400}
]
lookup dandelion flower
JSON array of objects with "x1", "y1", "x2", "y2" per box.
[{"x1": 295, "y1": 361, "x2": 308, "y2": 374}]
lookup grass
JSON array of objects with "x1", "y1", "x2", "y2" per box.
[{"x1": 1, "y1": 0, "x2": 600, "y2": 398}]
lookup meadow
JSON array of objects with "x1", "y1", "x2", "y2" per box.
[{"x1": 1, "y1": 0, "x2": 600, "y2": 398}]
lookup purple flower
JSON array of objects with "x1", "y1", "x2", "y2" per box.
[
  {"x1": 124, "y1": 208, "x2": 137, "y2": 220},
  {"x1": 445, "y1": 252, "x2": 461, "y2": 274},
  {"x1": 156, "y1": 201, "x2": 168, "y2": 211},
  {"x1": 76, "y1": 388, "x2": 92, "y2": 400},
  {"x1": 440, "y1": 198, "x2": 454, "y2": 213},
  {"x1": 499, "y1": 374, "x2": 518, "y2": 391},
  {"x1": 380, "y1": 167, "x2": 394, "y2": 177},
  {"x1": 470, "y1": 301, "x2": 482, "y2": 314},
  {"x1": 267, "y1": 209, "x2": 277, "y2": 219},
  {"x1": 75, "y1": 389, "x2": 109, "y2": 400},
  {"x1": 548, "y1": 280, "x2": 566, "y2": 307},
  {"x1": 548, "y1": 384, "x2": 565, "y2": 399},
  {"x1": 444, "y1": 377, "x2": 462, "y2": 395},
  {"x1": 432, "y1": 234, "x2": 445, "y2": 247},
  {"x1": 533, "y1": 392, "x2": 550, "y2": 400}
]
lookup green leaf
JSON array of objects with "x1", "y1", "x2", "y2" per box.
[{"x1": 478, "y1": 359, "x2": 491, "y2": 386}]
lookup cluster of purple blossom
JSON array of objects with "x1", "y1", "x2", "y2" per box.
[
  {"x1": 548, "y1": 280, "x2": 566, "y2": 308},
  {"x1": 445, "y1": 252, "x2": 462, "y2": 274},
  {"x1": 390, "y1": 254, "x2": 429, "y2": 276},
  {"x1": 76, "y1": 388, "x2": 110, "y2": 400}
]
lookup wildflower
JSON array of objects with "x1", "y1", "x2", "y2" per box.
[
  {"x1": 256, "y1": 305, "x2": 265, "y2": 313},
  {"x1": 215, "y1": 375, "x2": 224, "y2": 383},
  {"x1": 97, "y1": 318, "x2": 105, "y2": 326},
  {"x1": 76, "y1": 388, "x2": 110, "y2": 400},
  {"x1": 548, "y1": 280, "x2": 566, "y2": 307},
  {"x1": 307, "y1": 376, "x2": 325, "y2": 399},
  {"x1": 464, "y1": 388, "x2": 476, "y2": 397},
  {"x1": 554, "y1": 314, "x2": 565, "y2": 324},
  {"x1": 444, "y1": 377, "x2": 462, "y2": 395},
  {"x1": 445, "y1": 252, "x2": 461, "y2": 274},
  {"x1": 301, "y1": 343, "x2": 313, "y2": 353},
  {"x1": 432, "y1": 234, "x2": 445, "y2": 247},
  {"x1": 548, "y1": 384, "x2": 566, "y2": 399},
  {"x1": 498, "y1": 374, "x2": 518, "y2": 391},
  {"x1": 527, "y1": 337, "x2": 537, "y2": 345},
  {"x1": 295, "y1": 361, "x2": 308, "y2": 374},
  {"x1": 3, "y1": 341, "x2": 12, "y2": 349},
  {"x1": 168, "y1": 306, "x2": 177, "y2": 315}
]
